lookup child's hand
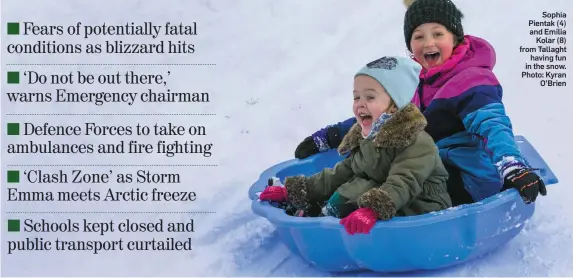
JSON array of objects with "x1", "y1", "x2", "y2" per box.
[
  {"x1": 295, "y1": 126, "x2": 342, "y2": 159},
  {"x1": 259, "y1": 186, "x2": 288, "y2": 202},
  {"x1": 339, "y1": 208, "x2": 378, "y2": 235},
  {"x1": 504, "y1": 168, "x2": 547, "y2": 204},
  {"x1": 295, "y1": 136, "x2": 319, "y2": 159}
]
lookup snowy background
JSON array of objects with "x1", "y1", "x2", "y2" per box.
[{"x1": 1, "y1": 0, "x2": 572, "y2": 276}]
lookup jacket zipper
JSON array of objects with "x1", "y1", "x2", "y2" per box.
[{"x1": 417, "y1": 76, "x2": 426, "y2": 112}]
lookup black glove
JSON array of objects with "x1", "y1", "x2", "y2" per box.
[
  {"x1": 294, "y1": 127, "x2": 343, "y2": 159},
  {"x1": 503, "y1": 168, "x2": 547, "y2": 204},
  {"x1": 294, "y1": 136, "x2": 319, "y2": 159}
]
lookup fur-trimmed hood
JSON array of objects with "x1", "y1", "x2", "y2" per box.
[{"x1": 337, "y1": 103, "x2": 427, "y2": 154}]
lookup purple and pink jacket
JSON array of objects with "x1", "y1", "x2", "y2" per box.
[{"x1": 308, "y1": 35, "x2": 529, "y2": 202}]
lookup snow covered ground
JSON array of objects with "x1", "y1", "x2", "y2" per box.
[{"x1": 1, "y1": 0, "x2": 571, "y2": 276}]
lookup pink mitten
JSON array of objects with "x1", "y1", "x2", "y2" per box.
[
  {"x1": 259, "y1": 186, "x2": 288, "y2": 202},
  {"x1": 339, "y1": 208, "x2": 378, "y2": 235}
]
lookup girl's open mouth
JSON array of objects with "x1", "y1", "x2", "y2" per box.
[
  {"x1": 424, "y1": 51, "x2": 441, "y2": 65},
  {"x1": 359, "y1": 113, "x2": 373, "y2": 126}
]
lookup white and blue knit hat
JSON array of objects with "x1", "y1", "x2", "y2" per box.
[{"x1": 355, "y1": 56, "x2": 422, "y2": 110}]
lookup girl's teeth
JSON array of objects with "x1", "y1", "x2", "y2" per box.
[{"x1": 424, "y1": 52, "x2": 440, "y2": 61}]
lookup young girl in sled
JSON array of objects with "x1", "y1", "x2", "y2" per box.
[
  {"x1": 293, "y1": 0, "x2": 546, "y2": 206},
  {"x1": 260, "y1": 56, "x2": 452, "y2": 235}
]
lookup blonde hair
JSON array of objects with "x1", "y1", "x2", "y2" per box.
[{"x1": 387, "y1": 100, "x2": 398, "y2": 114}]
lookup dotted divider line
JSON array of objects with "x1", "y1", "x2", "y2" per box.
[
  {"x1": 5, "y1": 212, "x2": 217, "y2": 214},
  {"x1": 6, "y1": 165, "x2": 218, "y2": 167},
  {"x1": 5, "y1": 113, "x2": 217, "y2": 116},
  {"x1": 5, "y1": 63, "x2": 217, "y2": 66}
]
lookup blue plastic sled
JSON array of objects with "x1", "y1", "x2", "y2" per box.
[{"x1": 248, "y1": 136, "x2": 558, "y2": 273}]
